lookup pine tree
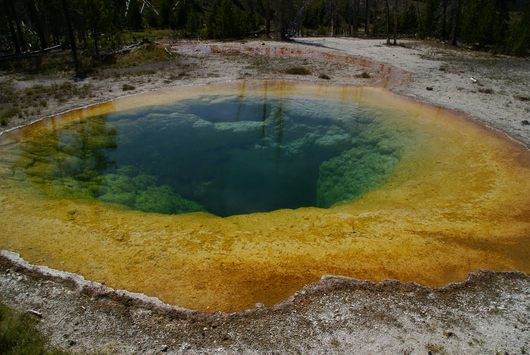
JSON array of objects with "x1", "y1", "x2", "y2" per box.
[
  {"x1": 207, "y1": 0, "x2": 242, "y2": 39},
  {"x1": 507, "y1": 2, "x2": 530, "y2": 55},
  {"x1": 186, "y1": 8, "x2": 201, "y2": 36},
  {"x1": 419, "y1": 0, "x2": 438, "y2": 38},
  {"x1": 127, "y1": 0, "x2": 143, "y2": 30},
  {"x1": 399, "y1": 3, "x2": 418, "y2": 35},
  {"x1": 159, "y1": 0, "x2": 173, "y2": 28}
]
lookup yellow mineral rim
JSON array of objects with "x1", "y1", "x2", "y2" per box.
[{"x1": 0, "y1": 81, "x2": 529, "y2": 312}]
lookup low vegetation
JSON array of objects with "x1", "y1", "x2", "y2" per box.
[
  {"x1": 285, "y1": 67, "x2": 311, "y2": 75},
  {"x1": 478, "y1": 88, "x2": 495, "y2": 94},
  {"x1": 122, "y1": 84, "x2": 136, "y2": 91},
  {"x1": 0, "y1": 108, "x2": 20, "y2": 127},
  {"x1": 0, "y1": 302, "x2": 67, "y2": 354},
  {"x1": 425, "y1": 342, "x2": 446, "y2": 354},
  {"x1": 356, "y1": 71, "x2": 371, "y2": 79},
  {"x1": 112, "y1": 44, "x2": 173, "y2": 68},
  {"x1": 0, "y1": 80, "x2": 94, "y2": 126}
]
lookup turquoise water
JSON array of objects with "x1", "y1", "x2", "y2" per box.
[{"x1": 18, "y1": 95, "x2": 405, "y2": 216}]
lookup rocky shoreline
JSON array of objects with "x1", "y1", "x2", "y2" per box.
[{"x1": 1, "y1": 250, "x2": 528, "y2": 353}]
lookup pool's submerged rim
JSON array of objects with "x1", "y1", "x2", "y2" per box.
[{"x1": 1, "y1": 79, "x2": 528, "y2": 152}]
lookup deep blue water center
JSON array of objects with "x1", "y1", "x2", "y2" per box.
[{"x1": 22, "y1": 95, "x2": 403, "y2": 216}]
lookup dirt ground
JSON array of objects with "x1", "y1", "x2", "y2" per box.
[{"x1": 0, "y1": 38, "x2": 529, "y2": 353}]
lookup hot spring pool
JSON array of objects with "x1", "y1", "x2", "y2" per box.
[
  {"x1": 12, "y1": 88, "x2": 407, "y2": 216},
  {"x1": 0, "y1": 81, "x2": 529, "y2": 312}
]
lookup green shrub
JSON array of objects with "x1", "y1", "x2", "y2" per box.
[
  {"x1": 122, "y1": 84, "x2": 136, "y2": 91},
  {"x1": 0, "y1": 107, "x2": 20, "y2": 126},
  {"x1": 356, "y1": 71, "x2": 371, "y2": 79},
  {"x1": 113, "y1": 44, "x2": 171, "y2": 68},
  {"x1": 0, "y1": 302, "x2": 68, "y2": 354},
  {"x1": 285, "y1": 66, "x2": 311, "y2": 75},
  {"x1": 478, "y1": 88, "x2": 494, "y2": 94}
]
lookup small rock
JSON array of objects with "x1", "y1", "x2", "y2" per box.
[
  {"x1": 443, "y1": 330, "x2": 455, "y2": 338},
  {"x1": 161, "y1": 345, "x2": 168, "y2": 352},
  {"x1": 68, "y1": 340, "x2": 76, "y2": 347},
  {"x1": 522, "y1": 120, "x2": 530, "y2": 126},
  {"x1": 27, "y1": 309, "x2": 42, "y2": 318},
  {"x1": 426, "y1": 87, "x2": 434, "y2": 91}
]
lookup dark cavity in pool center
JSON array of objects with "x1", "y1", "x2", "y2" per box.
[{"x1": 21, "y1": 95, "x2": 404, "y2": 216}]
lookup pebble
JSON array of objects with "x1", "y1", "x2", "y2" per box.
[{"x1": 161, "y1": 344, "x2": 168, "y2": 352}]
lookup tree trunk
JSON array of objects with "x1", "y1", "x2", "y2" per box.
[
  {"x1": 385, "y1": 0, "x2": 390, "y2": 44},
  {"x1": 393, "y1": 0, "x2": 398, "y2": 45},
  {"x1": 352, "y1": 0, "x2": 359, "y2": 36},
  {"x1": 441, "y1": 0, "x2": 448, "y2": 41},
  {"x1": 82, "y1": 30, "x2": 89, "y2": 50},
  {"x1": 6, "y1": 0, "x2": 26, "y2": 52},
  {"x1": 61, "y1": 0, "x2": 81, "y2": 78},
  {"x1": 12, "y1": 6, "x2": 27, "y2": 51},
  {"x1": 93, "y1": 29, "x2": 100, "y2": 56},
  {"x1": 415, "y1": 0, "x2": 422, "y2": 36},
  {"x1": 26, "y1": 0, "x2": 48, "y2": 50},
  {"x1": 365, "y1": 0, "x2": 370, "y2": 35},
  {"x1": 265, "y1": 0, "x2": 271, "y2": 37},
  {"x1": 330, "y1": 0, "x2": 335, "y2": 36},
  {"x1": 451, "y1": 0, "x2": 461, "y2": 46},
  {"x1": 2, "y1": 0, "x2": 21, "y2": 55}
]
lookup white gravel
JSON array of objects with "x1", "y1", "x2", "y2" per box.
[{"x1": 295, "y1": 37, "x2": 530, "y2": 147}]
